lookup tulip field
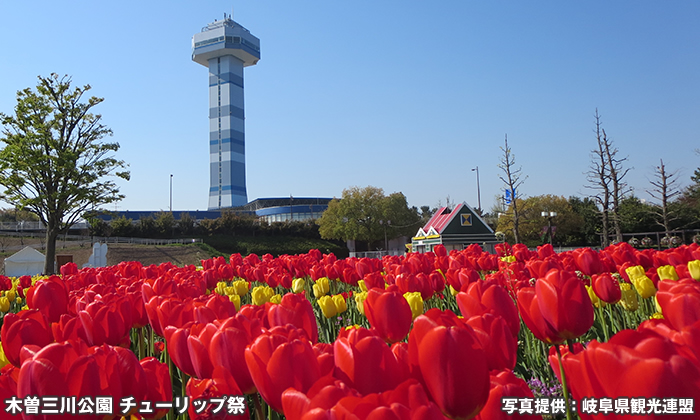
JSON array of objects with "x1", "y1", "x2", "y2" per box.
[{"x1": 1, "y1": 241, "x2": 699, "y2": 419}]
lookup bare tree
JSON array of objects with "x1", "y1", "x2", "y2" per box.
[
  {"x1": 647, "y1": 159, "x2": 681, "y2": 233},
  {"x1": 602, "y1": 128, "x2": 631, "y2": 243},
  {"x1": 585, "y1": 110, "x2": 630, "y2": 247},
  {"x1": 498, "y1": 135, "x2": 527, "y2": 244}
]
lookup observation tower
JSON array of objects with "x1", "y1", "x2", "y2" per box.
[{"x1": 192, "y1": 14, "x2": 260, "y2": 209}]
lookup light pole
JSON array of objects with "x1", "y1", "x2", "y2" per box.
[
  {"x1": 379, "y1": 220, "x2": 391, "y2": 253},
  {"x1": 169, "y1": 174, "x2": 173, "y2": 213},
  {"x1": 541, "y1": 211, "x2": 557, "y2": 244},
  {"x1": 471, "y1": 166, "x2": 481, "y2": 213}
]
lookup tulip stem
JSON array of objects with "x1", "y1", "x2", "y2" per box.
[
  {"x1": 253, "y1": 393, "x2": 264, "y2": 420},
  {"x1": 555, "y1": 344, "x2": 574, "y2": 420},
  {"x1": 138, "y1": 327, "x2": 144, "y2": 360},
  {"x1": 606, "y1": 304, "x2": 617, "y2": 335},
  {"x1": 597, "y1": 306, "x2": 610, "y2": 342}
]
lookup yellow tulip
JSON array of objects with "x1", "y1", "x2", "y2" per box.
[
  {"x1": 449, "y1": 285, "x2": 459, "y2": 296},
  {"x1": 269, "y1": 294, "x2": 282, "y2": 305},
  {"x1": 619, "y1": 283, "x2": 638, "y2": 311},
  {"x1": 630, "y1": 274, "x2": 657, "y2": 299},
  {"x1": 5, "y1": 289, "x2": 15, "y2": 302},
  {"x1": 251, "y1": 285, "x2": 273, "y2": 306},
  {"x1": 292, "y1": 278, "x2": 306, "y2": 294},
  {"x1": 358, "y1": 280, "x2": 368, "y2": 292},
  {"x1": 232, "y1": 280, "x2": 250, "y2": 296},
  {"x1": 354, "y1": 291, "x2": 368, "y2": 315},
  {"x1": 332, "y1": 294, "x2": 347, "y2": 314},
  {"x1": 403, "y1": 291, "x2": 424, "y2": 320},
  {"x1": 215, "y1": 282, "x2": 227, "y2": 295},
  {"x1": 657, "y1": 265, "x2": 679, "y2": 281},
  {"x1": 625, "y1": 265, "x2": 647, "y2": 280},
  {"x1": 313, "y1": 277, "x2": 330, "y2": 298},
  {"x1": 224, "y1": 286, "x2": 237, "y2": 296},
  {"x1": 0, "y1": 345, "x2": 9, "y2": 369},
  {"x1": 688, "y1": 260, "x2": 700, "y2": 281},
  {"x1": 654, "y1": 296, "x2": 662, "y2": 314},
  {"x1": 318, "y1": 296, "x2": 337, "y2": 318},
  {"x1": 586, "y1": 285, "x2": 605, "y2": 309},
  {"x1": 228, "y1": 294, "x2": 241, "y2": 311},
  {"x1": 0, "y1": 296, "x2": 9, "y2": 313},
  {"x1": 500, "y1": 255, "x2": 516, "y2": 263},
  {"x1": 650, "y1": 312, "x2": 664, "y2": 320}
]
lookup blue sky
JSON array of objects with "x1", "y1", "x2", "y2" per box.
[{"x1": 0, "y1": 1, "x2": 698, "y2": 213}]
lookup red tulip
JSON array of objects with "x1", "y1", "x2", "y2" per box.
[
  {"x1": 517, "y1": 269, "x2": 594, "y2": 345},
  {"x1": 0, "y1": 275, "x2": 11, "y2": 291},
  {"x1": 282, "y1": 377, "x2": 360, "y2": 420},
  {"x1": 1, "y1": 310, "x2": 53, "y2": 368},
  {"x1": 456, "y1": 281, "x2": 520, "y2": 338},
  {"x1": 165, "y1": 321, "x2": 220, "y2": 379},
  {"x1": 591, "y1": 273, "x2": 621, "y2": 304},
  {"x1": 17, "y1": 341, "x2": 147, "y2": 420},
  {"x1": 554, "y1": 329, "x2": 700, "y2": 420},
  {"x1": 60, "y1": 261, "x2": 79, "y2": 276},
  {"x1": 266, "y1": 292, "x2": 319, "y2": 343},
  {"x1": 0, "y1": 366, "x2": 18, "y2": 415},
  {"x1": 465, "y1": 313, "x2": 518, "y2": 371},
  {"x1": 245, "y1": 326, "x2": 323, "y2": 413},
  {"x1": 656, "y1": 279, "x2": 700, "y2": 330},
  {"x1": 408, "y1": 309, "x2": 490, "y2": 420},
  {"x1": 331, "y1": 378, "x2": 448, "y2": 420},
  {"x1": 475, "y1": 370, "x2": 541, "y2": 420},
  {"x1": 525, "y1": 257, "x2": 563, "y2": 279},
  {"x1": 209, "y1": 314, "x2": 264, "y2": 394},
  {"x1": 25, "y1": 275, "x2": 69, "y2": 323},
  {"x1": 362, "y1": 272, "x2": 385, "y2": 290},
  {"x1": 78, "y1": 295, "x2": 132, "y2": 347},
  {"x1": 186, "y1": 367, "x2": 249, "y2": 419},
  {"x1": 574, "y1": 248, "x2": 605, "y2": 276},
  {"x1": 363, "y1": 286, "x2": 413, "y2": 344},
  {"x1": 333, "y1": 327, "x2": 406, "y2": 395}
]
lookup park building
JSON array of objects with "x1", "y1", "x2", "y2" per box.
[{"x1": 411, "y1": 202, "x2": 498, "y2": 253}]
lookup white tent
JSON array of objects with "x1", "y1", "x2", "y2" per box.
[{"x1": 4, "y1": 246, "x2": 45, "y2": 277}]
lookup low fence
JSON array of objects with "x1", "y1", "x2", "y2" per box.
[
  {"x1": 604, "y1": 229, "x2": 700, "y2": 250},
  {"x1": 90, "y1": 237, "x2": 202, "y2": 246},
  {"x1": 349, "y1": 250, "x2": 405, "y2": 259}
]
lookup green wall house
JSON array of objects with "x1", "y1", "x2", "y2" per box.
[{"x1": 411, "y1": 203, "x2": 497, "y2": 253}]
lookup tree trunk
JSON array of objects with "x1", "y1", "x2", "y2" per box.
[
  {"x1": 512, "y1": 200, "x2": 521, "y2": 244},
  {"x1": 43, "y1": 226, "x2": 59, "y2": 274},
  {"x1": 601, "y1": 209, "x2": 610, "y2": 248}
]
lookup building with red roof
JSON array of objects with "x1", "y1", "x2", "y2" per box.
[{"x1": 411, "y1": 202, "x2": 497, "y2": 253}]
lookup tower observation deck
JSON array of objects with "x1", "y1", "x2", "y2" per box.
[{"x1": 192, "y1": 14, "x2": 260, "y2": 209}]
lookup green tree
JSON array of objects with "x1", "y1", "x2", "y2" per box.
[
  {"x1": 317, "y1": 186, "x2": 420, "y2": 249},
  {"x1": 0, "y1": 74, "x2": 129, "y2": 273},
  {"x1": 177, "y1": 212, "x2": 196, "y2": 236},
  {"x1": 496, "y1": 195, "x2": 582, "y2": 247},
  {"x1": 154, "y1": 211, "x2": 175, "y2": 237},
  {"x1": 618, "y1": 196, "x2": 658, "y2": 233},
  {"x1": 568, "y1": 196, "x2": 600, "y2": 246},
  {"x1": 110, "y1": 216, "x2": 134, "y2": 237}
]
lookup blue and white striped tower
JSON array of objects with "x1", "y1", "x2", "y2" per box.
[{"x1": 192, "y1": 14, "x2": 260, "y2": 209}]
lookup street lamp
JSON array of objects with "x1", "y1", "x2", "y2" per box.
[
  {"x1": 379, "y1": 220, "x2": 391, "y2": 252},
  {"x1": 471, "y1": 166, "x2": 481, "y2": 213},
  {"x1": 169, "y1": 174, "x2": 173, "y2": 213},
  {"x1": 541, "y1": 211, "x2": 557, "y2": 244}
]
